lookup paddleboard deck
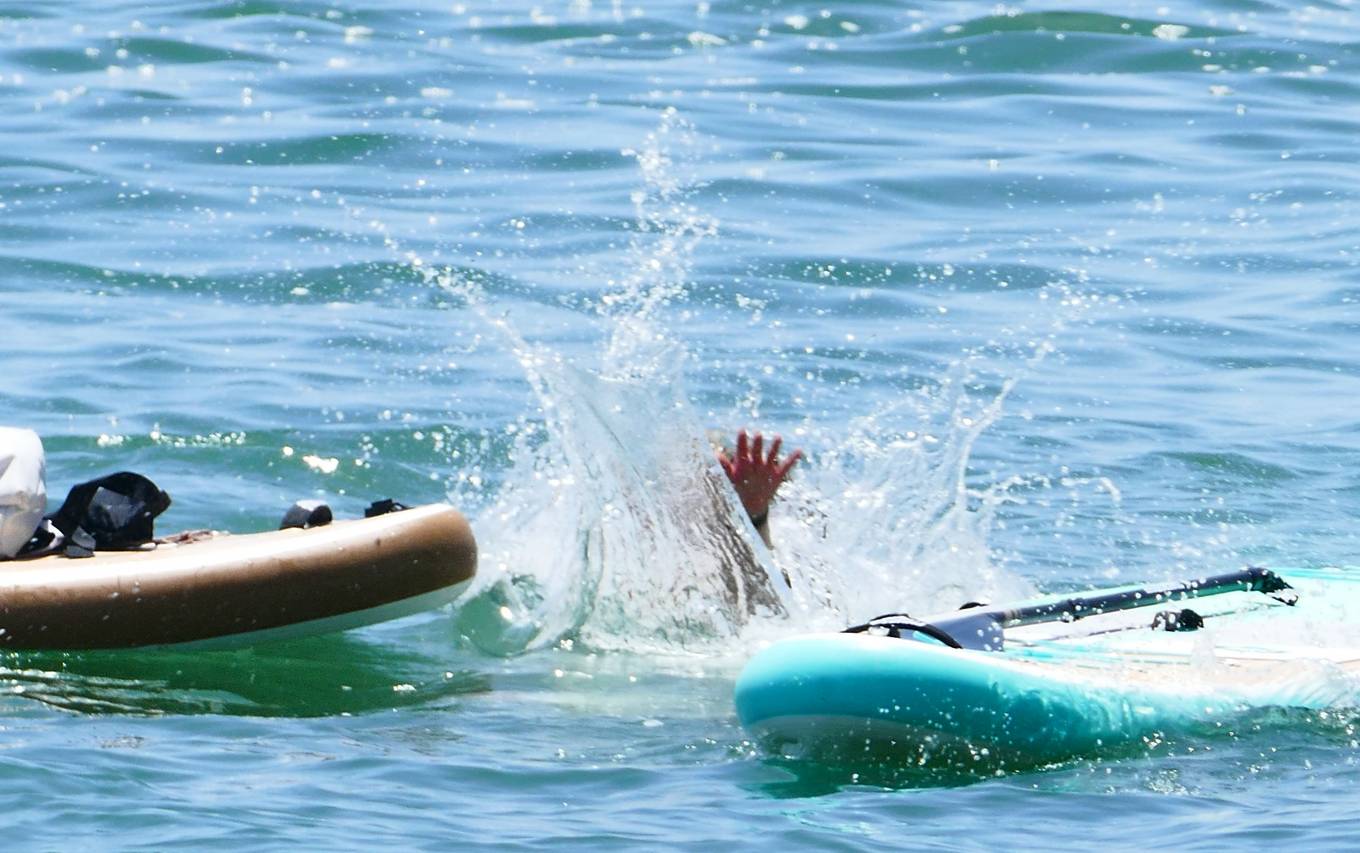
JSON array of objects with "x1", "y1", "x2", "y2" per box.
[{"x1": 0, "y1": 503, "x2": 476, "y2": 650}]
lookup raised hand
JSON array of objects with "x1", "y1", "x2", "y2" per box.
[{"x1": 717, "y1": 429, "x2": 803, "y2": 525}]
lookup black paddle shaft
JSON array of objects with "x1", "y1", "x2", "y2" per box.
[
  {"x1": 996, "y1": 566, "x2": 1297, "y2": 628},
  {"x1": 922, "y1": 566, "x2": 1298, "y2": 651}
]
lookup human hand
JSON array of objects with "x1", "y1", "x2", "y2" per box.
[{"x1": 717, "y1": 430, "x2": 803, "y2": 523}]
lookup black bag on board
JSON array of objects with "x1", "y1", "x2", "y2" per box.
[{"x1": 46, "y1": 471, "x2": 172, "y2": 551}]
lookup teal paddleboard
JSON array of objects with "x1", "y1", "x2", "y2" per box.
[{"x1": 735, "y1": 567, "x2": 1360, "y2": 768}]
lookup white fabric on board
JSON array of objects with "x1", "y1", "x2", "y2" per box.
[{"x1": 0, "y1": 428, "x2": 46, "y2": 558}]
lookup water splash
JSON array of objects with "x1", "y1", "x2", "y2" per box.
[
  {"x1": 439, "y1": 111, "x2": 789, "y2": 654},
  {"x1": 764, "y1": 366, "x2": 1040, "y2": 636},
  {"x1": 430, "y1": 111, "x2": 1064, "y2": 656}
]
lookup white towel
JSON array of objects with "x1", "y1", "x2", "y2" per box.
[{"x1": 0, "y1": 428, "x2": 46, "y2": 558}]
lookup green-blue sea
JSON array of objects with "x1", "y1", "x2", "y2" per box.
[{"x1": 4, "y1": 0, "x2": 1360, "y2": 847}]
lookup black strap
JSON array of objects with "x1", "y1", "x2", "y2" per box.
[
  {"x1": 364, "y1": 499, "x2": 410, "y2": 518},
  {"x1": 279, "y1": 500, "x2": 333, "y2": 530},
  {"x1": 1151, "y1": 608, "x2": 1205, "y2": 632},
  {"x1": 17, "y1": 521, "x2": 56, "y2": 557},
  {"x1": 843, "y1": 613, "x2": 965, "y2": 649}
]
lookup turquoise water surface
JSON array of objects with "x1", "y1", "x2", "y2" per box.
[{"x1": 3, "y1": 0, "x2": 1360, "y2": 847}]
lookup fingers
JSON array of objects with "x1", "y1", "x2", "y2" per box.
[
  {"x1": 716, "y1": 448, "x2": 735, "y2": 478},
  {"x1": 776, "y1": 448, "x2": 804, "y2": 479},
  {"x1": 728, "y1": 428, "x2": 803, "y2": 479}
]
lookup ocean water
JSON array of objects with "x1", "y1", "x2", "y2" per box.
[{"x1": 3, "y1": 0, "x2": 1360, "y2": 846}]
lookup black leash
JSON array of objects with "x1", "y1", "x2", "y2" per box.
[{"x1": 842, "y1": 613, "x2": 965, "y2": 649}]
